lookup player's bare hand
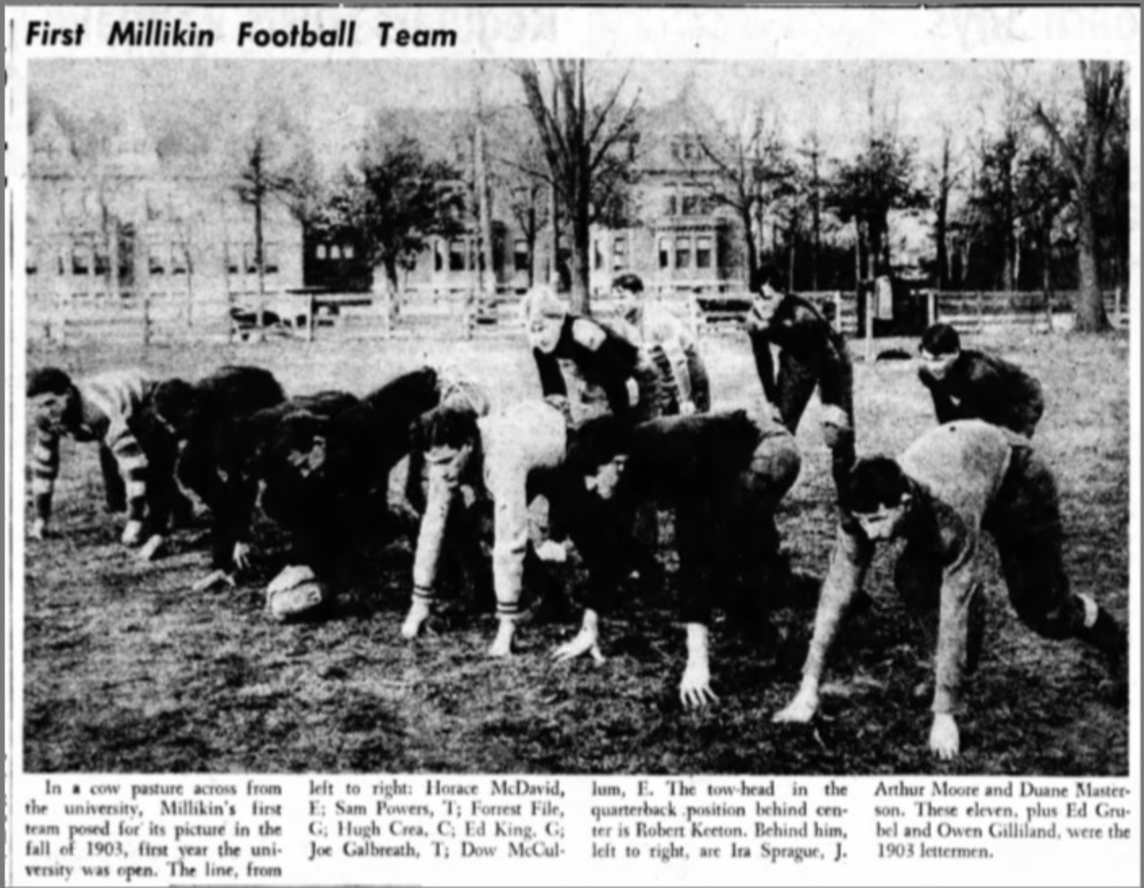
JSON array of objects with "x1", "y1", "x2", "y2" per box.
[
  {"x1": 488, "y1": 620, "x2": 516, "y2": 658},
  {"x1": 121, "y1": 519, "x2": 145, "y2": 547},
  {"x1": 773, "y1": 692, "x2": 818, "y2": 724},
  {"x1": 928, "y1": 713, "x2": 960, "y2": 759},
  {"x1": 400, "y1": 598, "x2": 431, "y2": 640},
  {"x1": 137, "y1": 534, "x2": 165, "y2": 562},
  {"x1": 232, "y1": 542, "x2": 252, "y2": 571},
  {"x1": 679, "y1": 664, "x2": 717, "y2": 708},
  {"x1": 193, "y1": 569, "x2": 236, "y2": 593},
  {"x1": 552, "y1": 627, "x2": 604, "y2": 665}
]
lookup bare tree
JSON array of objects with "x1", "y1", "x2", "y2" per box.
[
  {"x1": 685, "y1": 103, "x2": 795, "y2": 289},
  {"x1": 512, "y1": 60, "x2": 641, "y2": 313},
  {"x1": 1032, "y1": 61, "x2": 1125, "y2": 332}
]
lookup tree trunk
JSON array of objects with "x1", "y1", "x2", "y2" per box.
[
  {"x1": 569, "y1": 184, "x2": 591, "y2": 315},
  {"x1": 1074, "y1": 196, "x2": 1108, "y2": 331},
  {"x1": 741, "y1": 206, "x2": 758, "y2": 289}
]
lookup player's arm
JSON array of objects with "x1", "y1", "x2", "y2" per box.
[
  {"x1": 928, "y1": 536, "x2": 979, "y2": 759},
  {"x1": 534, "y1": 348, "x2": 567, "y2": 399},
  {"x1": 749, "y1": 329, "x2": 780, "y2": 406},
  {"x1": 774, "y1": 520, "x2": 874, "y2": 723},
  {"x1": 29, "y1": 422, "x2": 60, "y2": 538}
]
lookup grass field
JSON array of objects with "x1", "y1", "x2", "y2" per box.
[{"x1": 20, "y1": 328, "x2": 1132, "y2": 775}]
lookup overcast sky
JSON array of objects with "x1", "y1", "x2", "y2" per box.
[{"x1": 29, "y1": 58, "x2": 1082, "y2": 179}]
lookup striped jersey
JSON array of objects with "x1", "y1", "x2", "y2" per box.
[{"x1": 31, "y1": 368, "x2": 154, "y2": 523}]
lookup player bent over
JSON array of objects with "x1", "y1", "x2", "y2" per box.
[
  {"x1": 611, "y1": 272, "x2": 711, "y2": 416},
  {"x1": 774, "y1": 420, "x2": 1127, "y2": 759},
  {"x1": 26, "y1": 366, "x2": 186, "y2": 554},
  {"x1": 555, "y1": 406, "x2": 802, "y2": 707},
  {"x1": 747, "y1": 264, "x2": 854, "y2": 497},
  {"x1": 917, "y1": 322, "x2": 1045, "y2": 437},
  {"x1": 402, "y1": 397, "x2": 591, "y2": 656}
]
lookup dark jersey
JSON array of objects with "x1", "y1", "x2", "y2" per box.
[
  {"x1": 533, "y1": 315, "x2": 661, "y2": 423},
  {"x1": 748, "y1": 293, "x2": 853, "y2": 430},
  {"x1": 919, "y1": 349, "x2": 1044, "y2": 437}
]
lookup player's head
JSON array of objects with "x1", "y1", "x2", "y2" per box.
[
  {"x1": 919, "y1": 323, "x2": 961, "y2": 380},
  {"x1": 153, "y1": 378, "x2": 200, "y2": 437},
  {"x1": 845, "y1": 456, "x2": 913, "y2": 541},
  {"x1": 413, "y1": 404, "x2": 482, "y2": 488},
  {"x1": 611, "y1": 273, "x2": 645, "y2": 311},
  {"x1": 566, "y1": 415, "x2": 631, "y2": 501},
  {"x1": 27, "y1": 367, "x2": 79, "y2": 431},
  {"x1": 750, "y1": 263, "x2": 786, "y2": 326},
  {"x1": 521, "y1": 285, "x2": 568, "y2": 354}
]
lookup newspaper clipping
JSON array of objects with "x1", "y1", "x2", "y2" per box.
[{"x1": 4, "y1": 5, "x2": 1140, "y2": 886}]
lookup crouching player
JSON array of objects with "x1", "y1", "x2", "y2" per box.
[
  {"x1": 555, "y1": 406, "x2": 802, "y2": 707},
  {"x1": 917, "y1": 322, "x2": 1045, "y2": 437},
  {"x1": 26, "y1": 366, "x2": 187, "y2": 554},
  {"x1": 401, "y1": 396, "x2": 588, "y2": 655},
  {"x1": 774, "y1": 420, "x2": 1127, "y2": 758},
  {"x1": 747, "y1": 264, "x2": 854, "y2": 497},
  {"x1": 611, "y1": 272, "x2": 711, "y2": 416},
  {"x1": 153, "y1": 365, "x2": 287, "y2": 569}
]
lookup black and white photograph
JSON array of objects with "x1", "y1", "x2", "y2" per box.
[{"x1": 9, "y1": 11, "x2": 1137, "y2": 785}]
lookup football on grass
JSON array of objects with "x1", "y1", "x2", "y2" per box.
[{"x1": 266, "y1": 565, "x2": 328, "y2": 622}]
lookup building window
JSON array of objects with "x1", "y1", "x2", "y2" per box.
[
  {"x1": 172, "y1": 245, "x2": 190, "y2": 275},
  {"x1": 696, "y1": 235, "x2": 713, "y2": 270},
  {"x1": 613, "y1": 236, "x2": 627, "y2": 271},
  {"x1": 435, "y1": 241, "x2": 445, "y2": 273},
  {"x1": 675, "y1": 236, "x2": 692, "y2": 270},
  {"x1": 682, "y1": 194, "x2": 704, "y2": 216},
  {"x1": 665, "y1": 193, "x2": 677, "y2": 216},
  {"x1": 263, "y1": 244, "x2": 279, "y2": 275},
  {"x1": 93, "y1": 245, "x2": 110, "y2": 276},
  {"x1": 149, "y1": 246, "x2": 165, "y2": 276},
  {"x1": 72, "y1": 244, "x2": 91, "y2": 275},
  {"x1": 514, "y1": 239, "x2": 529, "y2": 273},
  {"x1": 449, "y1": 240, "x2": 466, "y2": 272},
  {"x1": 594, "y1": 240, "x2": 604, "y2": 271},
  {"x1": 316, "y1": 244, "x2": 328, "y2": 260},
  {"x1": 658, "y1": 237, "x2": 671, "y2": 270},
  {"x1": 343, "y1": 244, "x2": 355, "y2": 260}
]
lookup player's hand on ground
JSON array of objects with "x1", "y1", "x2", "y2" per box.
[
  {"x1": 773, "y1": 691, "x2": 818, "y2": 724},
  {"x1": 552, "y1": 626, "x2": 604, "y2": 664},
  {"x1": 535, "y1": 539, "x2": 568, "y2": 564},
  {"x1": 400, "y1": 598, "x2": 431, "y2": 640},
  {"x1": 679, "y1": 663, "x2": 717, "y2": 708},
  {"x1": 121, "y1": 519, "x2": 145, "y2": 547},
  {"x1": 928, "y1": 713, "x2": 960, "y2": 759},
  {"x1": 488, "y1": 620, "x2": 516, "y2": 658},
  {"x1": 137, "y1": 534, "x2": 165, "y2": 561},
  {"x1": 29, "y1": 518, "x2": 48, "y2": 541},
  {"x1": 232, "y1": 542, "x2": 252, "y2": 571},
  {"x1": 192, "y1": 569, "x2": 236, "y2": 592}
]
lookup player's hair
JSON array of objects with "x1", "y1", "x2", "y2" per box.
[
  {"x1": 845, "y1": 457, "x2": 910, "y2": 513},
  {"x1": 412, "y1": 404, "x2": 481, "y2": 453},
  {"x1": 565, "y1": 414, "x2": 631, "y2": 473},
  {"x1": 920, "y1": 323, "x2": 961, "y2": 356},
  {"x1": 752, "y1": 263, "x2": 782, "y2": 292},
  {"x1": 152, "y1": 378, "x2": 198, "y2": 433},
  {"x1": 520, "y1": 285, "x2": 568, "y2": 323},
  {"x1": 27, "y1": 367, "x2": 74, "y2": 398},
  {"x1": 611, "y1": 272, "x2": 644, "y2": 295}
]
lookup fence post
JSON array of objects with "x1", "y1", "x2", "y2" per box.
[
  {"x1": 927, "y1": 289, "x2": 937, "y2": 327},
  {"x1": 864, "y1": 287, "x2": 874, "y2": 362},
  {"x1": 307, "y1": 293, "x2": 315, "y2": 343},
  {"x1": 142, "y1": 288, "x2": 152, "y2": 347},
  {"x1": 1115, "y1": 286, "x2": 1123, "y2": 327},
  {"x1": 976, "y1": 289, "x2": 984, "y2": 334},
  {"x1": 689, "y1": 292, "x2": 701, "y2": 339}
]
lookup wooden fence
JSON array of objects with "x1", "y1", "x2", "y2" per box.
[{"x1": 26, "y1": 283, "x2": 1129, "y2": 348}]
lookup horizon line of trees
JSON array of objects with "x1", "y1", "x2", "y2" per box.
[{"x1": 29, "y1": 60, "x2": 1128, "y2": 331}]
